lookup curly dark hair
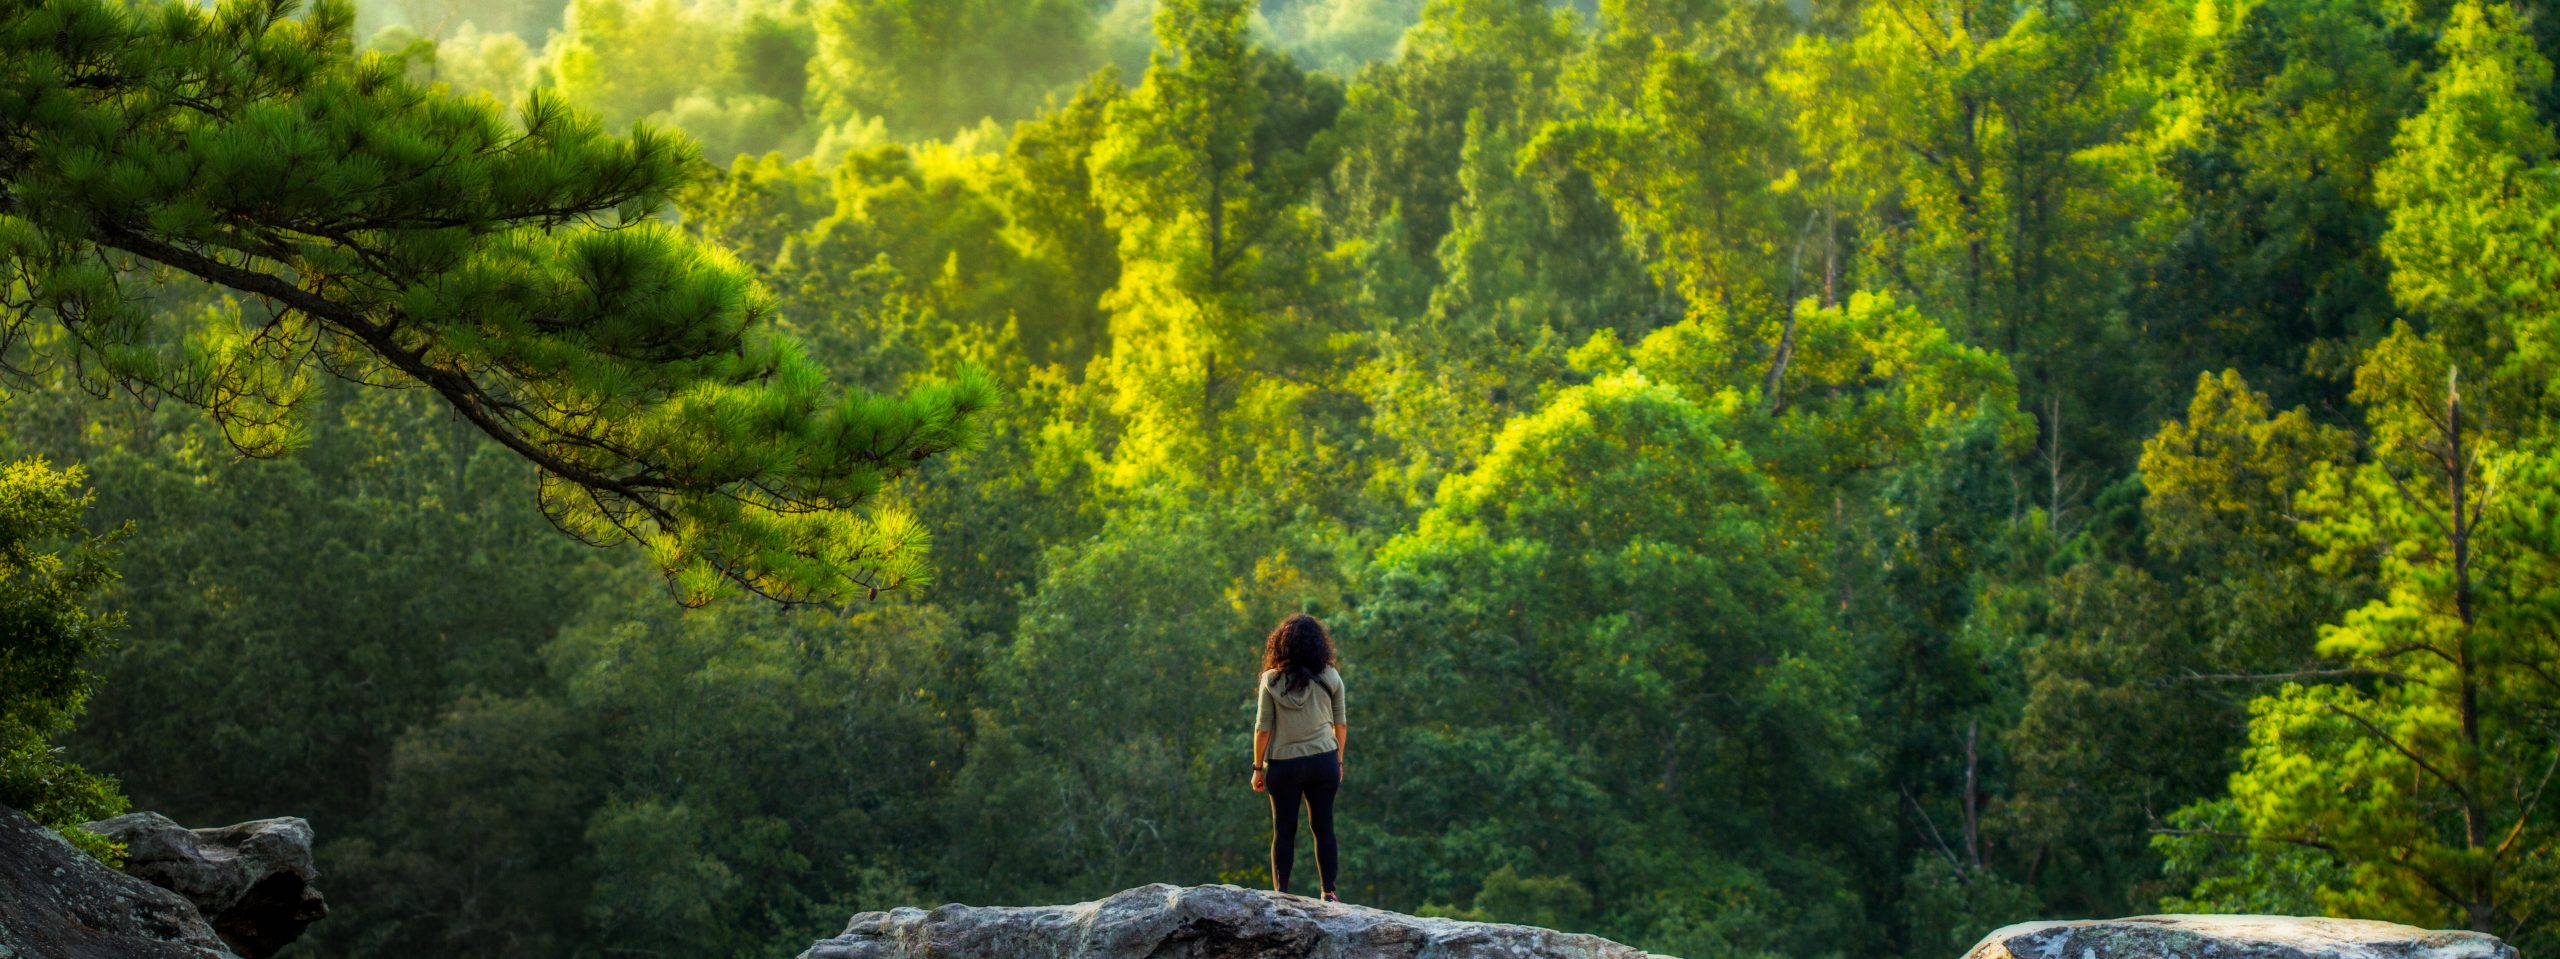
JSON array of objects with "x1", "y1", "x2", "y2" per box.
[{"x1": 1262, "y1": 613, "x2": 1336, "y2": 694}]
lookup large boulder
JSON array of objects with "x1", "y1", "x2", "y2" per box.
[
  {"x1": 0, "y1": 803, "x2": 237, "y2": 958},
  {"x1": 1965, "y1": 916, "x2": 2517, "y2": 959},
  {"x1": 800, "y1": 883, "x2": 1673, "y2": 959},
  {"x1": 83, "y1": 812, "x2": 327, "y2": 959}
]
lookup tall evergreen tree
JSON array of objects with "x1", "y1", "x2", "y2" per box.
[{"x1": 1086, "y1": 0, "x2": 1343, "y2": 486}]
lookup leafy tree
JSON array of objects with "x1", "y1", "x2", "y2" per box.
[
  {"x1": 2007, "y1": 370, "x2": 2353, "y2": 917},
  {"x1": 2155, "y1": 796, "x2": 2349, "y2": 916},
  {"x1": 1616, "y1": 292, "x2": 2023, "y2": 503},
  {"x1": 316, "y1": 693, "x2": 601, "y2": 956},
  {"x1": 807, "y1": 0, "x2": 1098, "y2": 137},
  {"x1": 0, "y1": 457, "x2": 126, "y2": 858},
  {"x1": 2369, "y1": 0, "x2": 2560, "y2": 415},
  {"x1": 541, "y1": 0, "x2": 723, "y2": 127},
  {"x1": 1354, "y1": 105, "x2": 1664, "y2": 509},
  {"x1": 541, "y1": 0, "x2": 820, "y2": 159},
  {"x1": 41, "y1": 383, "x2": 611, "y2": 830},
  {"x1": 1, "y1": 0, "x2": 992, "y2": 604},
  {"x1": 315, "y1": 573, "x2": 970, "y2": 958},
  {"x1": 1356, "y1": 369, "x2": 1873, "y2": 950},
  {"x1": 2122, "y1": 0, "x2": 2420, "y2": 406},
  {"x1": 789, "y1": 144, "x2": 1074, "y2": 381},
  {"x1": 381, "y1": 0, "x2": 569, "y2": 41},
  {"x1": 677, "y1": 152, "x2": 840, "y2": 282},
  {"x1": 1541, "y1": 0, "x2": 1803, "y2": 328},
  {"x1": 1778, "y1": 0, "x2": 2162, "y2": 527},
  {"x1": 1417, "y1": 865, "x2": 1597, "y2": 931},
  {"x1": 998, "y1": 71, "x2": 1129, "y2": 368},
  {"x1": 2156, "y1": 9, "x2": 2560, "y2": 946},
  {"x1": 1625, "y1": 291, "x2": 2034, "y2": 951},
  {"x1": 1262, "y1": 0, "x2": 1427, "y2": 74},
  {"x1": 1085, "y1": 0, "x2": 1345, "y2": 486},
  {"x1": 1324, "y1": 0, "x2": 1576, "y2": 277},
  {"x1": 369, "y1": 22, "x2": 540, "y2": 107},
  {"x1": 2159, "y1": 325, "x2": 2560, "y2": 943},
  {"x1": 1327, "y1": 0, "x2": 1669, "y2": 512}
]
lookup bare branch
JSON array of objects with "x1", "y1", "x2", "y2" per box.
[
  {"x1": 2180, "y1": 668, "x2": 2417, "y2": 684},
  {"x1": 2323, "y1": 701, "x2": 2478, "y2": 811},
  {"x1": 2146, "y1": 826, "x2": 2337, "y2": 852},
  {"x1": 2494, "y1": 736, "x2": 2560, "y2": 865},
  {"x1": 1901, "y1": 786, "x2": 1968, "y2": 882}
]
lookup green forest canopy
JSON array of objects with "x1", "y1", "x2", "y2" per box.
[{"x1": 7, "y1": 0, "x2": 2560, "y2": 957}]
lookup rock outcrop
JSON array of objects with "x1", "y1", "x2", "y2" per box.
[
  {"x1": 810, "y1": 889, "x2": 2530, "y2": 959},
  {"x1": 0, "y1": 803, "x2": 237, "y2": 958},
  {"x1": 800, "y1": 883, "x2": 1673, "y2": 959},
  {"x1": 1965, "y1": 916, "x2": 2517, "y2": 959},
  {"x1": 83, "y1": 812, "x2": 328, "y2": 959}
]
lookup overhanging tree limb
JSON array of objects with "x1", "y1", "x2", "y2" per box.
[{"x1": 3, "y1": 0, "x2": 993, "y2": 604}]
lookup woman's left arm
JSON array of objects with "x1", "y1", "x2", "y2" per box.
[{"x1": 1331, "y1": 677, "x2": 1348, "y2": 780}]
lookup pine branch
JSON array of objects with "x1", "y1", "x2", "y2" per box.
[{"x1": 88, "y1": 222, "x2": 685, "y2": 527}]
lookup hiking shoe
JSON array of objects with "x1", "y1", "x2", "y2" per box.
[{"x1": 1322, "y1": 891, "x2": 1341, "y2": 904}]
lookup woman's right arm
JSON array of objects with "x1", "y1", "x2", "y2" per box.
[
  {"x1": 1253, "y1": 730, "x2": 1271, "y2": 792},
  {"x1": 1252, "y1": 675, "x2": 1274, "y2": 792}
]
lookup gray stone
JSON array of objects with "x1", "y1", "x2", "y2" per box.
[
  {"x1": 798, "y1": 883, "x2": 1674, "y2": 959},
  {"x1": 84, "y1": 813, "x2": 326, "y2": 959},
  {"x1": 0, "y1": 803, "x2": 237, "y2": 959},
  {"x1": 1964, "y1": 916, "x2": 2517, "y2": 959}
]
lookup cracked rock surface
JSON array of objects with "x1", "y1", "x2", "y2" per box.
[
  {"x1": 800, "y1": 883, "x2": 1675, "y2": 959},
  {"x1": 0, "y1": 803, "x2": 237, "y2": 959}
]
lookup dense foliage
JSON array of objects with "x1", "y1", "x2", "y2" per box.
[
  {"x1": 0, "y1": 458, "x2": 126, "y2": 859},
  {"x1": 7, "y1": 0, "x2": 2560, "y2": 956}
]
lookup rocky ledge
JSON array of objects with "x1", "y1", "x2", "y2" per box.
[
  {"x1": 1965, "y1": 916, "x2": 2517, "y2": 959},
  {"x1": 0, "y1": 803, "x2": 326, "y2": 959},
  {"x1": 85, "y1": 812, "x2": 327, "y2": 959},
  {"x1": 808, "y1": 890, "x2": 2527, "y2": 959},
  {"x1": 800, "y1": 883, "x2": 1674, "y2": 959},
  {"x1": 0, "y1": 803, "x2": 235, "y2": 959}
]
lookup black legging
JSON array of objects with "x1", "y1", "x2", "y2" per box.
[{"x1": 1265, "y1": 749, "x2": 1341, "y2": 894}]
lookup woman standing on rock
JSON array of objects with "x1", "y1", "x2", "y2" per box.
[{"x1": 1251, "y1": 613, "x2": 1346, "y2": 903}]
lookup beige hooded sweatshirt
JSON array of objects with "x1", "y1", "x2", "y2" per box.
[{"x1": 1255, "y1": 666, "x2": 1346, "y2": 761}]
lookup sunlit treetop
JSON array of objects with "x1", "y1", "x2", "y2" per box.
[{"x1": 0, "y1": 0, "x2": 994, "y2": 605}]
